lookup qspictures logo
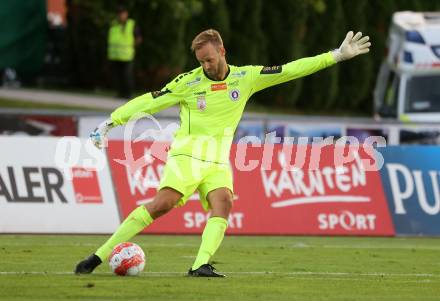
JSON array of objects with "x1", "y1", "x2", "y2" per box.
[{"x1": 71, "y1": 167, "x2": 103, "y2": 204}]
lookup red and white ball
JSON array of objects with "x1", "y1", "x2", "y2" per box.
[{"x1": 109, "y1": 242, "x2": 145, "y2": 276}]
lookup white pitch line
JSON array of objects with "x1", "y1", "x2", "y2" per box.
[
  {"x1": 224, "y1": 271, "x2": 440, "y2": 278},
  {"x1": 4, "y1": 242, "x2": 440, "y2": 251},
  {"x1": 288, "y1": 244, "x2": 440, "y2": 250},
  {"x1": 285, "y1": 277, "x2": 433, "y2": 284},
  {"x1": 0, "y1": 271, "x2": 438, "y2": 278},
  {"x1": 0, "y1": 271, "x2": 183, "y2": 276},
  {"x1": 0, "y1": 242, "x2": 199, "y2": 248}
]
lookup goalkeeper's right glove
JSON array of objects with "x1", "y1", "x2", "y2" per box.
[{"x1": 90, "y1": 118, "x2": 114, "y2": 149}]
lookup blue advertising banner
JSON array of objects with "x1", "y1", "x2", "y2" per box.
[{"x1": 378, "y1": 146, "x2": 440, "y2": 235}]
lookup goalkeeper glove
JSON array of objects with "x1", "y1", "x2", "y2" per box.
[
  {"x1": 332, "y1": 31, "x2": 371, "y2": 62},
  {"x1": 90, "y1": 118, "x2": 114, "y2": 149}
]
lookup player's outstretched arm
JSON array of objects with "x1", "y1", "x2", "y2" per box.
[
  {"x1": 89, "y1": 90, "x2": 178, "y2": 149},
  {"x1": 89, "y1": 79, "x2": 185, "y2": 149},
  {"x1": 249, "y1": 31, "x2": 371, "y2": 94},
  {"x1": 331, "y1": 31, "x2": 371, "y2": 62}
]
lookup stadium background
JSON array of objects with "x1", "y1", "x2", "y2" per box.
[
  {"x1": 1, "y1": 0, "x2": 440, "y2": 114},
  {"x1": 1, "y1": 1, "x2": 440, "y2": 300}
]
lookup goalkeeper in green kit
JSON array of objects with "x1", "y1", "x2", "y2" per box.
[{"x1": 75, "y1": 29, "x2": 370, "y2": 277}]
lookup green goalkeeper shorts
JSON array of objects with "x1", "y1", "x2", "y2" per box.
[{"x1": 158, "y1": 155, "x2": 234, "y2": 211}]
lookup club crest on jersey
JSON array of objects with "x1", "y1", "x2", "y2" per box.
[
  {"x1": 229, "y1": 89, "x2": 240, "y2": 102},
  {"x1": 197, "y1": 96, "x2": 206, "y2": 111},
  {"x1": 211, "y1": 83, "x2": 227, "y2": 91}
]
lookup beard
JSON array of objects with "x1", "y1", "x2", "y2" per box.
[
  {"x1": 207, "y1": 70, "x2": 218, "y2": 79},
  {"x1": 206, "y1": 61, "x2": 225, "y2": 80}
]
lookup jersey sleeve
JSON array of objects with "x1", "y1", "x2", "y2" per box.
[
  {"x1": 110, "y1": 77, "x2": 185, "y2": 126},
  {"x1": 249, "y1": 52, "x2": 337, "y2": 95}
]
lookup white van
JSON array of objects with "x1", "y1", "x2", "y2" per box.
[{"x1": 374, "y1": 11, "x2": 440, "y2": 123}]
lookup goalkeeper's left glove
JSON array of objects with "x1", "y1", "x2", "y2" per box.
[
  {"x1": 90, "y1": 118, "x2": 114, "y2": 149},
  {"x1": 332, "y1": 31, "x2": 371, "y2": 62}
]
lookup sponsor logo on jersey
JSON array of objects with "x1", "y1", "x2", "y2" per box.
[
  {"x1": 186, "y1": 77, "x2": 202, "y2": 87},
  {"x1": 151, "y1": 89, "x2": 171, "y2": 99},
  {"x1": 228, "y1": 80, "x2": 239, "y2": 87},
  {"x1": 197, "y1": 96, "x2": 207, "y2": 111},
  {"x1": 231, "y1": 71, "x2": 247, "y2": 78},
  {"x1": 194, "y1": 91, "x2": 206, "y2": 96},
  {"x1": 260, "y1": 66, "x2": 282, "y2": 74},
  {"x1": 211, "y1": 83, "x2": 227, "y2": 91},
  {"x1": 229, "y1": 89, "x2": 240, "y2": 102}
]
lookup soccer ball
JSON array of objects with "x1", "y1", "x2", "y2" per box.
[{"x1": 109, "y1": 242, "x2": 145, "y2": 276}]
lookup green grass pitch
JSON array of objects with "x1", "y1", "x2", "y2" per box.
[{"x1": 1, "y1": 235, "x2": 440, "y2": 300}]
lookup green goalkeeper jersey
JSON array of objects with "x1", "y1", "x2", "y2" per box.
[{"x1": 111, "y1": 52, "x2": 336, "y2": 163}]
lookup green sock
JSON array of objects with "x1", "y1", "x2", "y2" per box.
[
  {"x1": 95, "y1": 206, "x2": 153, "y2": 261},
  {"x1": 192, "y1": 216, "x2": 228, "y2": 270}
]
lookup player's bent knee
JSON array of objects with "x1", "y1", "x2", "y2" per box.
[
  {"x1": 226, "y1": 198, "x2": 234, "y2": 213},
  {"x1": 209, "y1": 189, "x2": 234, "y2": 218},
  {"x1": 145, "y1": 191, "x2": 181, "y2": 219},
  {"x1": 146, "y1": 199, "x2": 175, "y2": 219},
  {"x1": 221, "y1": 193, "x2": 234, "y2": 209}
]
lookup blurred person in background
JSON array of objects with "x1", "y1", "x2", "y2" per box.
[
  {"x1": 107, "y1": 5, "x2": 142, "y2": 99},
  {"x1": 76, "y1": 28, "x2": 370, "y2": 277}
]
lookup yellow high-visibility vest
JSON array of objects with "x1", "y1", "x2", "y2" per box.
[{"x1": 107, "y1": 19, "x2": 135, "y2": 61}]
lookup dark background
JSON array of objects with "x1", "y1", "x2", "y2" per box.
[{"x1": 1, "y1": 0, "x2": 440, "y2": 115}]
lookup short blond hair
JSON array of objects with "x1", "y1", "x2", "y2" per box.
[{"x1": 191, "y1": 29, "x2": 223, "y2": 52}]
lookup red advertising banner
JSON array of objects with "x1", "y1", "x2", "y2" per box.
[
  {"x1": 71, "y1": 167, "x2": 103, "y2": 204},
  {"x1": 107, "y1": 141, "x2": 395, "y2": 236}
]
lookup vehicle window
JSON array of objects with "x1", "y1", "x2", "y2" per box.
[{"x1": 405, "y1": 75, "x2": 440, "y2": 113}]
